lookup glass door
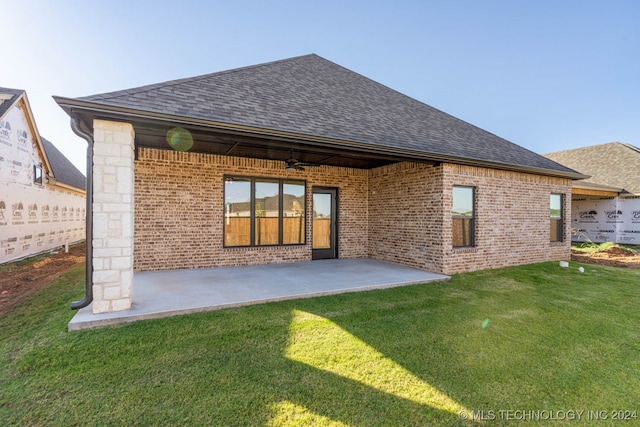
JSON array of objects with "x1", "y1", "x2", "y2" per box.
[{"x1": 312, "y1": 187, "x2": 337, "y2": 259}]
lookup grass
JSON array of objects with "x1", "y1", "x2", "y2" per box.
[
  {"x1": 571, "y1": 241, "x2": 640, "y2": 255},
  {"x1": 2, "y1": 262, "x2": 640, "y2": 426}
]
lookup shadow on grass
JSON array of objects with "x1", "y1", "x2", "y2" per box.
[
  {"x1": 1, "y1": 281, "x2": 476, "y2": 426},
  {"x1": 3, "y1": 262, "x2": 640, "y2": 425},
  {"x1": 304, "y1": 262, "x2": 640, "y2": 424}
]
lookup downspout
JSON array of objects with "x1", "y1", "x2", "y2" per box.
[{"x1": 70, "y1": 117, "x2": 94, "y2": 309}]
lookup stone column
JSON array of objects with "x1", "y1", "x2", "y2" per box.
[{"x1": 91, "y1": 120, "x2": 135, "y2": 313}]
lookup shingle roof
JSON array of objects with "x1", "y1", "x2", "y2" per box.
[
  {"x1": 0, "y1": 87, "x2": 24, "y2": 119},
  {"x1": 66, "y1": 54, "x2": 581, "y2": 178},
  {"x1": 544, "y1": 142, "x2": 640, "y2": 194},
  {"x1": 40, "y1": 136, "x2": 86, "y2": 191}
]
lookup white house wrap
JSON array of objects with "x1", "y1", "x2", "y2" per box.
[
  {"x1": 546, "y1": 142, "x2": 640, "y2": 245},
  {"x1": 572, "y1": 197, "x2": 640, "y2": 244},
  {"x1": 0, "y1": 88, "x2": 86, "y2": 264}
]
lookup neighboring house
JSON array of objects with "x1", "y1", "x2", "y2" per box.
[
  {"x1": 545, "y1": 142, "x2": 640, "y2": 244},
  {"x1": 0, "y1": 87, "x2": 86, "y2": 264},
  {"x1": 54, "y1": 54, "x2": 585, "y2": 315}
]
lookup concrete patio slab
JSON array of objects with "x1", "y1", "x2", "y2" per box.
[{"x1": 68, "y1": 258, "x2": 449, "y2": 331}]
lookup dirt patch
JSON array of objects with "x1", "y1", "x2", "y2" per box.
[
  {"x1": 0, "y1": 244, "x2": 85, "y2": 315},
  {"x1": 571, "y1": 246, "x2": 640, "y2": 269}
]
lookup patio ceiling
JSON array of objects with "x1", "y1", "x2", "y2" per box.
[
  {"x1": 62, "y1": 102, "x2": 434, "y2": 170},
  {"x1": 131, "y1": 119, "x2": 412, "y2": 169}
]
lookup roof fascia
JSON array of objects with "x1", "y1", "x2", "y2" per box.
[
  {"x1": 47, "y1": 178, "x2": 86, "y2": 195},
  {"x1": 572, "y1": 189, "x2": 619, "y2": 197},
  {"x1": 15, "y1": 93, "x2": 54, "y2": 175},
  {"x1": 54, "y1": 96, "x2": 589, "y2": 180},
  {"x1": 622, "y1": 143, "x2": 640, "y2": 155}
]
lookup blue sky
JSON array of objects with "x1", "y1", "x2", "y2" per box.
[{"x1": 2, "y1": 0, "x2": 638, "y2": 174}]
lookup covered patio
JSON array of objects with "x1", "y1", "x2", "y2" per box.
[{"x1": 68, "y1": 259, "x2": 449, "y2": 331}]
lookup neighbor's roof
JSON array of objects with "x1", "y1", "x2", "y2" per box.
[
  {"x1": 54, "y1": 54, "x2": 584, "y2": 179},
  {"x1": 40, "y1": 136, "x2": 86, "y2": 191},
  {"x1": 545, "y1": 142, "x2": 640, "y2": 195},
  {"x1": 0, "y1": 87, "x2": 25, "y2": 119}
]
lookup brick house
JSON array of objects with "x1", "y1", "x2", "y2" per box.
[{"x1": 54, "y1": 54, "x2": 585, "y2": 314}]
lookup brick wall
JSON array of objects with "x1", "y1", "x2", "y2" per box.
[
  {"x1": 440, "y1": 164, "x2": 572, "y2": 274},
  {"x1": 134, "y1": 148, "x2": 367, "y2": 271},
  {"x1": 368, "y1": 162, "x2": 572, "y2": 275},
  {"x1": 368, "y1": 162, "x2": 444, "y2": 272},
  {"x1": 134, "y1": 148, "x2": 571, "y2": 275}
]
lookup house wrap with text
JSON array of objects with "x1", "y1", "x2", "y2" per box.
[
  {"x1": 1, "y1": 87, "x2": 86, "y2": 264},
  {"x1": 545, "y1": 142, "x2": 640, "y2": 244}
]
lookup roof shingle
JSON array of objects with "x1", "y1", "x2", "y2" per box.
[
  {"x1": 0, "y1": 87, "x2": 24, "y2": 119},
  {"x1": 70, "y1": 54, "x2": 580, "y2": 177},
  {"x1": 40, "y1": 136, "x2": 86, "y2": 191},
  {"x1": 545, "y1": 142, "x2": 640, "y2": 194}
]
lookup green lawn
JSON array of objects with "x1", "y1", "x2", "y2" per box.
[
  {"x1": 1, "y1": 262, "x2": 639, "y2": 426},
  {"x1": 572, "y1": 241, "x2": 640, "y2": 255}
]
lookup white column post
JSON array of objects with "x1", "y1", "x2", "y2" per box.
[{"x1": 91, "y1": 119, "x2": 135, "y2": 313}]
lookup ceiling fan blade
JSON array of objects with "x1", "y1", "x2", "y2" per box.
[{"x1": 284, "y1": 149, "x2": 320, "y2": 170}]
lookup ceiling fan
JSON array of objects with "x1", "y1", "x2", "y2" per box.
[{"x1": 285, "y1": 150, "x2": 320, "y2": 171}]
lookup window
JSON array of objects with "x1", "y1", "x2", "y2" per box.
[
  {"x1": 34, "y1": 164, "x2": 43, "y2": 185},
  {"x1": 255, "y1": 180, "x2": 279, "y2": 245},
  {"x1": 452, "y1": 186, "x2": 475, "y2": 247},
  {"x1": 224, "y1": 176, "x2": 305, "y2": 247},
  {"x1": 282, "y1": 182, "x2": 306, "y2": 244},
  {"x1": 550, "y1": 194, "x2": 563, "y2": 242}
]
